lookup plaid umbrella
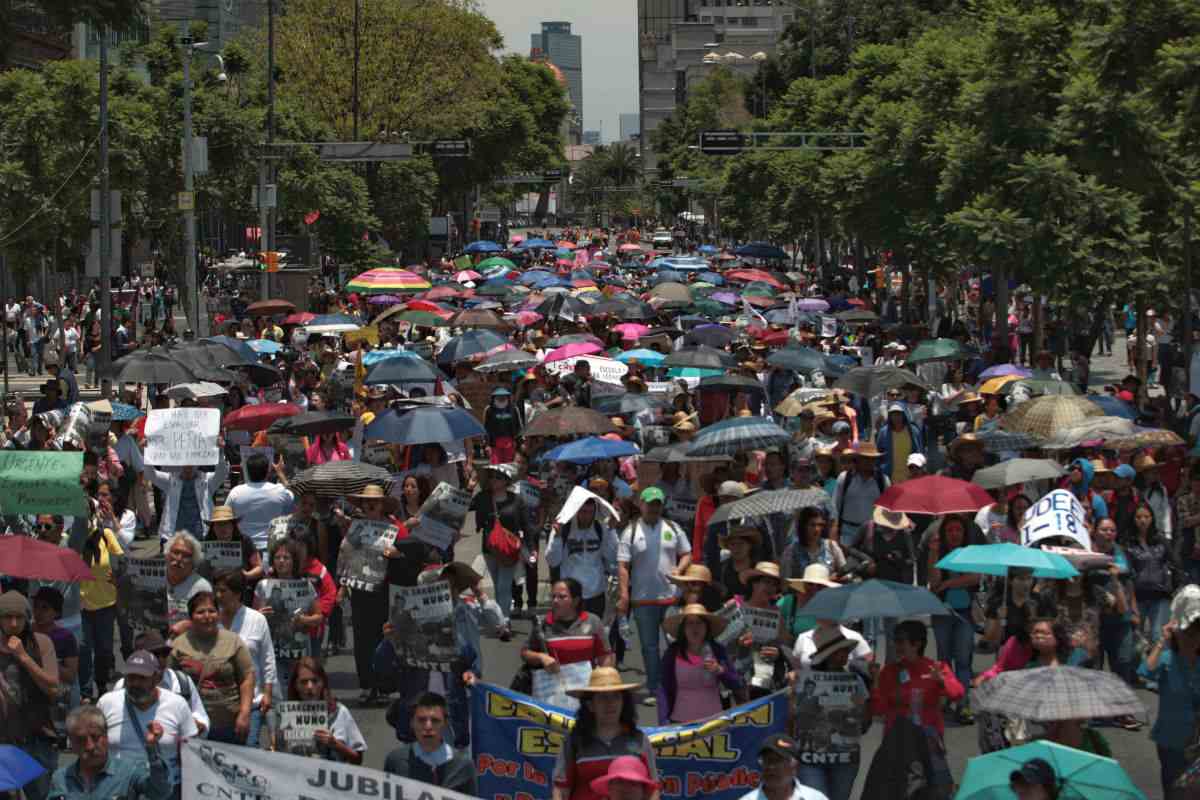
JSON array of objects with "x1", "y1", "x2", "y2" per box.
[
  {"x1": 1037, "y1": 415, "x2": 1138, "y2": 450},
  {"x1": 974, "y1": 666, "x2": 1144, "y2": 722},
  {"x1": 999, "y1": 395, "x2": 1105, "y2": 439},
  {"x1": 708, "y1": 489, "x2": 830, "y2": 526},
  {"x1": 642, "y1": 444, "x2": 732, "y2": 464},
  {"x1": 474, "y1": 349, "x2": 539, "y2": 374},
  {"x1": 686, "y1": 417, "x2": 790, "y2": 457},
  {"x1": 834, "y1": 366, "x2": 930, "y2": 398},
  {"x1": 524, "y1": 407, "x2": 618, "y2": 437},
  {"x1": 975, "y1": 427, "x2": 1045, "y2": 453},
  {"x1": 289, "y1": 462, "x2": 396, "y2": 498}
]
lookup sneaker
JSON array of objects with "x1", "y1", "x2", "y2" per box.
[
  {"x1": 642, "y1": 695, "x2": 656, "y2": 707},
  {"x1": 498, "y1": 627, "x2": 512, "y2": 643}
]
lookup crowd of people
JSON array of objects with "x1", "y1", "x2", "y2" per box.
[{"x1": 0, "y1": 230, "x2": 1190, "y2": 800}]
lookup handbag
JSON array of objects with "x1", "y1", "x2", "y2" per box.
[{"x1": 487, "y1": 515, "x2": 522, "y2": 567}]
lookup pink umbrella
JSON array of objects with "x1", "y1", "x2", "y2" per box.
[
  {"x1": 555, "y1": 258, "x2": 573, "y2": 268},
  {"x1": 513, "y1": 311, "x2": 543, "y2": 328},
  {"x1": 510, "y1": 234, "x2": 524, "y2": 244},
  {"x1": 544, "y1": 342, "x2": 604, "y2": 363},
  {"x1": 613, "y1": 323, "x2": 650, "y2": 340},
  {"x1": 455, "y1": 270, "x2": 482, "y2": 282}
]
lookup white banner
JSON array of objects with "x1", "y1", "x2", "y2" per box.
[
  {"x1": 145, "y1": 408, "x2": 220, "y2": 466},
  {"x1": 182, "y1": 738, "x2": 476, "y2": 800},
  {"x1": 531, "y1": 660, "x2": 592, "y2": 712},
  {"x1": 1020, "y1": 489, "x2": 1091, "y2": 549},
  {"x1": 544, "y1": 355, "x2": 628, "y2": 384}
]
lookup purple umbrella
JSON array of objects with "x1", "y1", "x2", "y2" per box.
[
  {"x1": 797, "y1": 298, "x2": 830, "y2": 311},
  {"x1": 368, "y1": 294, "x2": 403, "y2": 305},
  {"x1": 711, "y1": 291, "x2": 739, "y2": 306},
  {"x1": 979, "y1": 363, "x2": 1033, "y2": 380}
]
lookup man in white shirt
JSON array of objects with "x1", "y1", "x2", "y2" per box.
[
  {"x1": 225, "y1": 453, "x2": 295, "y2": 552},
  {"x1": 617, "y1": 486, "x2": 691, "y2": 706},
  {"x1": 546, "y1": 489, "x2": 619, "y2": 615},
  {"x1": 793, "y1": 621, "x2": 873, "y2": 669},
  {"x1": 98, "y1": 651, "x2": 199, "y2": 790},
  {"x1": 738, "y1": 735, "x2": 829, "y2": 800},
  {"x1": 113, "y1": 630, "x2": 209, "y2": 735}
]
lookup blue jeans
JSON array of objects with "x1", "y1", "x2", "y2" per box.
[
  {"x1": 797, "y1": 763, "x2": 858, "y2": 800},
  {"x1": 1159, "y1": 746, "x2": 1188, "y2": 797},
  {"x1": 1139, "y1": 594, "x2": 1171, "y2": 647},
  {"x1": 932, "y1": 609, "x2": 974, "y2": 707},
  {"x1": 632, "y1": 604, "x2": 668, "y2": 692},
  {"x1": 208, "y1": 725, "x2": 245, "y2": 744},
  {"x1": 80, "y1": 604, "x2": 116, "y2": 697},
  {"x1": 484, "y1": 553, "x2": 515, "y2": 625},
  {"x1": 1099, "y1": 618, "x2": 1137, "y2": 685}
]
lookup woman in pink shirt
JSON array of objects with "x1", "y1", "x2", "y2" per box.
[{"x1": 656, "y1": 604, "x2": 744, "y2": 724}]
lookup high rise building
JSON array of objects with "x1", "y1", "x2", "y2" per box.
[
  {"x1": 531, "y1": 21, "x2": 582, "y2": 141},
  {"x1": 582, "y1": 130, "x2": 601, "y2": 145},
  {"x1": 619, "y1": 113, "x2": 641, "y2": 142}
]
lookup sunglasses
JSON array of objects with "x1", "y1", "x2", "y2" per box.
[{"x1": 35, "y1": 523, "x2": 57, "y2": 531}]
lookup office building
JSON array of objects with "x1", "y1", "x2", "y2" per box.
[
  {"x1": 582, "y1": 130, "x2": 601, "y2": 145},
  {"x1": 531, "y1": 21, "x2": 583, "y2": 141},
  {"x1": 619, "y1": 113, "x2": 641, "y2": 142}
]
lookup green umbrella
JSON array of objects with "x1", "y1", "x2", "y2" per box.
[
  {"x1": 743, "y1": 281, "x2": 778, "y2": 297},
  {"x1": 474, "y1": 284, "x2": 513, "y2": 297},
  {"x1": 396, "y1": 310, "x2": 450, "y2": 327},
  {"x1": 689, "y1": 300, "x2": 728, "y2": 317},
  {"x1": 906, "y1": 338, "x2": 967, "y2": 364},
  {"x1": 477, "y1": 256, "x2": 516, "y2": 269},
  {"x1": 957, "y1": 741, "x2": 1145, "y2": 800}
]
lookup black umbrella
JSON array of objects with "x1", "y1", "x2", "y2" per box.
[
  {"x1": 698, "y1": 374, "x2": 766, "y2": 394},
  {"x1": 591, "y1": 392, "x2": 671, "y2": 415},
  {"x1": 766, "y1": 347, "x2": 831, "y2": 374},
  {"x1": 289, "y1": 462, "x2": 395, "y2": 498},
  {"x1": 708, "y1": 488, "x2": 832, "y2": 526},
  {"x1": 834, "y1": 366, "x2": 931, "y2": 398},
  {"x1": 474, "y1": 349, "x2": 540, "y2": 374},
  {"x1": 232, "y1": 362, "x2": 282, "y2": 388},
  {"x1": 643, "y1": 444, "x2": 732, "y2": 464},
  {"x1": 162, "y1": 346, "x2": 240, "y2": 383},
  {"x1": 545, "y1": 333, "x2": 605, "y2": 348},
  {"x1": 684, "y1": 325, "x2": 736, "y2": 348},
  {"x1": 535, "y1": 294, "x2": 589, "y2": 321},
  {"x1": 271, "y1": 411, "x2": 356, "y2": 436},
  {"x1": 835, "y1": 308, "x2": 878, "y2": 324},
  {"x1": 109, "y1": 352, "x2": 195, "y2": 385},
  {"x1": 663, "y1": 345, "x2": 736, "y2": 370},
  {"x1": 436, "y1": 329, "x2": 507, "y2": 365},
  {"x1": 365, "y1": 357, "x2": 446, "y2": 384},
  {"x1": 592, "y1": 297, "x2": 657, "y2": 321}
]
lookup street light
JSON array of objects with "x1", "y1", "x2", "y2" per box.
[
  {"x1": 752, "y1": 51, "x2": 768, "y2": 117},
  {"x1": 181, "y1": 37, "x2": 208, "y2": 336}
]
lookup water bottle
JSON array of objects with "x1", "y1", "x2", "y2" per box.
[{"x1": 618, "y1": 615, "x2": 633, "y2": 648}]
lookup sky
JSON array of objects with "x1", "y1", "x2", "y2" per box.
[{"x1": 476, "y1": 0, "x2": 638, "y2": 144}]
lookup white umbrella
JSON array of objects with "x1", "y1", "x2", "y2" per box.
[{"x1": 164, "y1": 381, "x2": 228, "y2": 400}]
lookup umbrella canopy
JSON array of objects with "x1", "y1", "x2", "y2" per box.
[
  {"x1": 110, "y1": 401, "x2": 144, "y2": 422},
  {"x1": 708, "y1": 489, "x2": 831, "y2": 527},
  {"x1": 449, "y1": 308, "x2": 510, "y2": 330},
  {"x1": 875, "y1": 475, "x2": 994, "y2": 515},
  {"x1": 799, "y1": 580, "x2": 950, "y2": 621},
  {"x1": 245, "y1": 298, "x2": 296, "y2": 317},
  {"x1": 1041, "y1": 416, "x2": 1183, "y2": 451},
  {"x1": 979, "y1": 374, "x2": 1025, "y2": 395},
  {"x1": 545, "y1": 341, "x2": 604, "y2": 363},
  {"x1": 664, "y1": 345, "x2": 736, "y2": 370},
  {"x1": 305, "y1": 313, "x2": 361, "y2": 334},
  {"x1": 590, "y1": 391, "x2": 671, "y2": 415},
  {"x1": 935, "y1": 543, "x2": 1079, "y2": 579},
  {"x1": 613, "y1": 322, "x2": 651, "y2": 341},
  {"x1": 767, "y1": 347, "x2": 834, "y2": 375},
  {"x1": 977, "y1": 661, "x2": 1144, "y2": 720},
  {"x1": 535, "y1": 293, "x2": 590, "y2": 321},
  {"x1": 796, "y1": 298, "x2": 829, "y2": 311},
  {"x1": 958, "y1": 741, "x2": 1146, "y2": 800},
  {"x1": 687, "y1": 416, "x2": 790, "y2": 457},
  {"x1": 395, "y1": 310, "x2": 452, "y2": 328},
  {"x1": 726, "y1": 268, "x2": 787, "y2": 289},
  {"x1": 346, "y1": 268, "x2": 431, "y2": 294},
  {"x1": 290, "y1": 462, "x2": 395, "y2": 498},
  {"x1": 684, "y1": 325, "x2": 736, "y2": 348},
  {"x1": 164, "y1": 381, "x2": 228, "y2": 401},
  {"x1": 648, "y1": 282, "x2": 693, "y2": 304},
  {"x1": 1087, "y1": 393, "x2": 1137, "y2": 420},
  {"x1": 233, "y1": 362, "x2": 282, "y2": 388},
  {"x1": 477, "y1": 256, "x2": 517, "y2": 270},
  {"x1": 223, "y1": 402, "x2": 302, "y2": 433},
  {"x1": 972, "y1": 458, "x2": 1066, "y2": 489},
  {"x1": 616, "y1": 348, "x2": 665, "y2": 366},
  {"x1": 538, "y1": 436, "x2": 641, "y2": 465},
  {"x1": 976, "y1": 427, "x2": 1046, "y2": 454},
  {"x1": 1009, "y1": 378, "x2": 1078, "y2": 397},
  {"x1": 272, "y1": 410, "x2": 356, "y2": 436},
  {"x1": 475, "y1": 349, "x2": 539, "y2": 374},
  {"x1": 979, "y1": 363, "x2": 1032, "y2": 380},
  {"x1": 364, "y1": 406, "x2": 485, "y2": 445},
  {"x1": 834, "y1": 308, "x2": 878, "y2": 324},
  {"x1": 834, "y1": 366, "x2": 930, "y2": 398},
  {"x1": 364, "y1": 357, "x2": 445, "y2": 384},
  {"x1": 732, "y1": 242, "x2": 788, "y2": 260},
  {"x1": 282, "y1": 312, "x2": 316, "y2": 326},
  {"x1": 247, "y1": 338, "x2": 283, "y2": 354},
  {"x1": 593, "y1": 297, "x2": 657, "y2": 321},
  {"x1": 546, "y1": 333, "x2": 604, "y2": 348},
  {"x1": 905, "y1": 338, "x2": 968, "y2": 364},
  {"x1": 0, "y1": 537, "x2": 93, "y2": 582},
  {"x1": 464, "y1": 240, "x2": 502, "y2": 254},
  {"x1": 642, "y1": 443, "x2": 731, "y2": 464},
  {"x1": 524, "y1": 407, "x2": 618, "y2": 437},
  {"x1": 0, "y1": 745, "x2": 47, "y2": 791},
  {"x1": 1000, "y1": 395, "x2": 1105, "y2": 439},
  {"x1": 698, "y1": 374, "x2": 766, "y2": 394},
  {"x1": 437, "y1": 329, "x2": 508, "y2": 365},
  {"x1": 109, "y1": 352, "x2": 195, "y2": 385}
]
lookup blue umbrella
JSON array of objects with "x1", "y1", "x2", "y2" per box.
[
  {"x1": 936, "y1": 542, "x2": 1079, "y2": 579},
  {"x1": 616, "y1": 349, "x2": 665, "y2": 366},
  {"x1": 247, "y1": 338, "x2": 283, "y2": 354},
  {"x1": 518, "y1": 237, "x2": 555, "y2": 249},
  {"x1": 307, "y1": 313, "x2": 360, "y2": 327},
  {"x1": 203, "y1": 335, "x2": 256, "y2": 363},
  {"x1": 538, "y1": 436, "x2": 640, "y2": 465},
  {"x1": 697, "y1": 271, "x2": 724, "y2": 285},
  {"x1": 698, "y1": 244, "x2": 719, "y2": 255},
  {"x1": 464, "y1": 240, "x2": 502, "y2": 254},
  {"x1": 1086, "y1": 393, "x2": 1137, "y2": 420},
  {"x1": 570, "y1": 269, "x2": 595, "y2": 281},
  {"x1": 0, "y1": 745, "x2": 47, "y2": 791},
  {"x1": 110, "y1": 401, "x2": 144, "y2": 422},
  {"x1": 362, "y1": 348, "x2": 421, "y2": 367},
  {"x1": 651, "y1": 270, "x2": 686, "y2": 284},
  {"x1": 364, "y1": 406, "x2": 486, "y2": 445},
  {"x1": 798, "y1": 580, "x2": 951, "y2": 621},
  {"x1": 733, "y1": 241, "x2": 788, "y2": 260}
]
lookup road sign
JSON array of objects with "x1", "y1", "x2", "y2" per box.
[
  {"x1": 544, "y1": 167, "x2": 566, "y2": 180},
  {"x1": 699, "y1": 130, "x2": 747, "y2": 155},
  {"x1": 316, "y1": 142, "x2": 414, "y2": 162},
  {"x1": 177, "y1": 191, "x2": 194, "y2": 211},
  {"x1": 430, "y1": 139, "x2": 470, "y2": 158}
]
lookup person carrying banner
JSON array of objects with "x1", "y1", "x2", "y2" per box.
[
  {"x1": 553, "y1": 667, "x2": 657, "y2": 800},
  {"x1": 737, "y1": 734, "x2": 830, "y2": 800},
  {"x1": 143, "y1": 446, "x2": 229, "y2": 546},
  {"x1": 523, "y1": 577, "x2": 613, "y2": 674},
  {"x1": 589, "y1": 756, "x2": 660, "y2": 800},
  {"x1": 281, "y1": 657, "x2": 366, "y2": 764},
  {"x1": 49, "y1": 705, "x2": 171, "y2": 800},
  {"x1": 383, "y1": 691, "x2": 475, "y2": 795}
]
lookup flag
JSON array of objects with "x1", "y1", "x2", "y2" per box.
[{"x1": 742, "y1": 296, "x2": 768, "y2": 328}]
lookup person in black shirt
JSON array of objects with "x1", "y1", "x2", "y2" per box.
[
  {"x1": 483, "y1": 388, "x2": 521, "y2": 464},
  {"x1": 469, "y1": 464, "x2": 527, "y2": 641},
  {"x1": 558, "y1": 360, "x2": 593, "y2": 408}
]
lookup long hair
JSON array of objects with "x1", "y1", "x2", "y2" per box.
[
  {"x1": 1028, "y1": 619, "x2": 1073, "y2": 664},
  {"x1": 797, "y1": 507, "x2": 828, "y2": 547},
  {"x1": 204, "y1": 518, "x2": 254, "y2": 567},
  {"x1": 1126, "y1": 500, "x2": 1162, "y2": 546},
  {"x1": 567, "y1": 690, "x2": 638, "y2": 754},
  {"x1": 288, "y1": 656, "x2": 337, "y2": 714},
  {"x1": 401, "y1": 474, "x2": 432, "y2": 515}
]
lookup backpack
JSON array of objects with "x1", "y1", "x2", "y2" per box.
[
  {"x1": 169, "y1": 668, "x2": 193, "y2": 704},
  {"x1": 836, "y1": 470, "x2": 887, "y2": 524}
]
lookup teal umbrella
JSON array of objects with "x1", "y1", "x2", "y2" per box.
[
  {"x1": 956, "y1": 740, "x2": 1146, "y2": 800},
  {"x1": 906, "y1": 337, "x2": 968, "y2": 364},
  {"x1": 936, "y1": 542, "x2": 1078, "y2": 579}
]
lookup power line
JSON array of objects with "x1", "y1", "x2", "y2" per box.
[{"x1": 0, "y1": 131, "x2": 101, "y2": 249}]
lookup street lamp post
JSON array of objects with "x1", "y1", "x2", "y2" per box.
[
  {"x1": 752, "y1": 51, "x2": 768, "y2": 117},
  {"x1": 182, "y1": 35, "x2": 201, "y2": 335}
]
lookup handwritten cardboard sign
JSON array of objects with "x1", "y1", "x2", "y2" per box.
[{"x1": 145, "y1": 408, "x2": 220, "y2": 466}]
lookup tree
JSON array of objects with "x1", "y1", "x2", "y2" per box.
[{"x1": 1, "y1": 0, "x2": 144, "y2": 67}]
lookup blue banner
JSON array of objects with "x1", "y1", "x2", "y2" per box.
[{"x1": 470, "y1": 683, "x2": 789, "y2": 800}]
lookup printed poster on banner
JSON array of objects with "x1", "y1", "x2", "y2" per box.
[
  {"x1": 714, "y1": 603, "x2": 747, "y2": 648},
  {"x1": 386, "y1": 580, "x2": 456, "y2": 670},
  {"x1": 544, "y1": 356, "x2": 629, "y2": 384},
  {"x1": 144, "y1": 408, "x2": 221, "y2": 466},
  {"x1": 744, "y1": 606, "x2": 781, "y2": 644},
  {"x1": 255, "y1": 578, "x2": 317, "y2": 659},
  {"x1": 471, "y1": 682, "x2": 789, "y2": 800},
  {"x1": 515, "y1": 479, "x2": 542, "y2": 510},
  {"x1": 119, "y1": 558, "x2": 167, "y2": 635},
  {"x1": 181, "y1": 739, "x2": 476, "y2": 800},
  {"x1": 791, "y1": 670, "x2": 868, "y2": 767},
  {"x1": 531, "y1": 661, "x2": 592, "y2": 712},
  {"x1": 413, "y1": 482, "x2": 471, "y2": 551},
  {"x1": 201, "y1": 542, "x2": 242, "y2": 576},
  {"x1": 336, "y1": 520, "x2": 396, "y2": 590},
  {"x1": 267, "y1": 515, "x2": 311, "y2": 552},
  {"x1": 1020, "y1": 488, "x2": 1091, "y2": 549},
  {"x1": 273, "y1": 701, "x2": 329, "y2": 758}
]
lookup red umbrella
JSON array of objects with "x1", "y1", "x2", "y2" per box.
[
  {"x1": 875, "y1": 475, "x2": 993, "y2": 515},
  {"x1": 422, "y1": 286, "x2": 468, "y2": 301},
  {"x1": 846, "y1": 297, "x2": 867, "y2": 308},
  {"x1": 725, "y1": 269, "x2": 786, "y2": 289},
  {"x1": 0, "y1": 537, "x2": 93, "y2": 582},
  {"x1": 224, "y1": 402, "x2": 302, "y2": 433},
  {"x1": 283, "y1": 312, "x2": 316, "y2": 326},
  {"x1": 406, "y1": 299, "x2": 453, "y2": 317}
]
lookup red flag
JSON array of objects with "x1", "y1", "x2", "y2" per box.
[{"x1": 304, "y1": 210, "x2": 320, "y2": 225}]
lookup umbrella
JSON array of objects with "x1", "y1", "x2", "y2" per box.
[
  {"x1": 0, "y1": 745, "x2": 47, "y2": 791},
  {"x1": 464, "y1": 240, "x2": 502, "y2": 254},
  {"x1": 799, "y1": 580, "x2": 950, "y2": 621},
  {"x1": 437, "y1": 329, "x2": 508, "y2": 365},
  {"x1": 796, "y1": 298, "x2": 829, "y2": 312},
  {"x1": 247, "y1": 338, "x2": 283, "y2": 354},
  {"x1": 648, "y1": 282, "x2": 693, "y2": 304},
  {"x1": 545, "y1": 342, "x2": 604, "y2": 363},
  {"x1": 971, "y1": 458, "x2": 1065, "y2": 489},
  {"x1": 664, "y1": 346, "x2": 736, "y2": 370},
  {"x1": 684, "y1": 325, "x2": 736, "y2": 348},
  {"x1": 477, "y1": 256, "x2": 517, "y2": 270},
  {"x1": 518, "y1": 237, "x2": 556, "y2": 249},
  {"x1": 698, "y1": 374, "x2": 766, "y2": 394},
  {"x1": 642, "y1": 443, "x2": 731, "y2": 464},
  {"x1": 732, "y1": 242, "x2": 788, "y2": 260},
  {"x1": 109, "y1": 352, "x2": 195, "y2": 385},
  {"x1": 725, "y1": 269, "x2": 787, "y2": 289},
  {"x1": 742, "y1": 281, "x2": 778, "y2": 297},
  {"x1": 223, "y1": 402, "x2": 302, "y2": 433},
  {"x1": 245, "y1": 298, "x2": 296, "y2": 316},
  {"x1": 1009, "y1": 378, "x2": 1078, "y2": 397},
  {"x1": 289, "y1": 462, "x2": 396, "y2": 498},
  {"x1": 524, "y1": 407, "x2": 618, "y2": 437},
  {"x1": 110, "y1": 401, "x2": 144, "y2": 422},
  {"x1": 164, "y1": 381, "x2": 228, "y2": 401},
  {"x1": 767, "y1": 347, "x2": 834, "y2": 375},
  {"x1": 708, "y1": 489, "x2": 831, "y2": 526},
  {"x1": 395, "y1": 310, "x2": 452, "y2": 328},
  {"x1": 616, "y1": 348, "x2": 665, "y2": 366},
  {"x1": 1041, "y1": 416, "x2": 1183, "y2": 451},
  {"x1": 774, "y1": 387, "x2": 834, "y2": 417},
  {"x1": 305, "y1": 313, "x2": 361, "y2": 334},
  {"x1": 364, "y1": 357, "x2": 445, "y2": 384},
  {"x1": 593, "y1": 298, "x2": 657, "y2": 321},
  {"x1": 591, "y1": 391, "x2": 671, "y2": 415},
  {"x1": 283, "y1": 312, "x2": 316, "y2": 326},
  {"x1": 272, "y1": 410, "x2": 356, "y2": 436},
  {"x1": 364, "y1": 406, "x2": 486, "y2": 445},
  {"x1": 1000, "y1": 395, "x2": 1105, "y2": 439},
  {"x1": 345, "y1": 267, "x2": 431, "y2": 294},
  {"x1": 0, "y1": 537, "x2": 93, "y2": 582},
  {"x1": 687, "y1": 416, "x2": 791, "y2": 457},
  {"x1": 453, "y1": 270, "x2": 483, "y2": 282},
  {"x1": 935, "y1": 543, "x2": 1079, "y2": 579},
  {"x1": 979, "y1": 374, "x2": 1025, "y2": 395},
  {"x1": 535, "y1": 293, "x2": 589, "y2": 321},
  {"x1": 546, "y1": 333, "x2": 604, "y2": 348},
  {"x1": 875, "y1": 475, "x2": 994, "y2": 515},
  {"x1": 905, "y1": 338, "x2": 967, "y2": 364},
  {"x1": 449, "y1": 308, "x2": 510, "y2": 330},
  {"x1": 1087, "y1": 393, "x2": 1137, "y2": 420},
  {"x1": 613, "y1": 323, "x2": 651, "y2": 340},
  {"x1": 958, "y1": 741, "x2": 1145, "y2": 800},
  {"x1": 834, "y1": 366, "x2": 930, "y2": 397},
  {"x1": 979, "y1": 363, "x2": 1033, "y2": 380},
  {"x1": 233, "y1": 362, "x2": 283, "y2": 388},
  {"x1": 538, "y1": 436, "x2": 641, "y2": 465},
  {"x1": 986, "y1": 673, "x2": 1140, "y2": 729},
  {"x1": 834, "y1": 308, "x2": 877, "y2": 324},
  {"x1": 475, "y1": 349, "x2": 539, "y2": 374},
  {"x1": 976, "y1": 427, "x2": 1045, "y2": 454}
]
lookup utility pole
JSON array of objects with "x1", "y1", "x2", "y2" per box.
[
  {"x1": 1186, "y1": 201, "x2": 1194, "y2": 392},
  {"x1": 99, "y1": 31, "x2": 113, "y2": 398},
  {"x1": 260, "y1": 0, "x2": 275, "y2": 302},
  {"x1": 352, "y1": 0, "x2": 360, "y2": 141},
  {"x1": 182, "y1": 33, "x2": 198, "y2": 335}
]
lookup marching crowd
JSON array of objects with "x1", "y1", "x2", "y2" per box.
[{"x1": 0, "y1": 231, "x2": 1191, "y2": 800}]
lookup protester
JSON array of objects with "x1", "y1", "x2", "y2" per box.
[
  {"x1": 49, "y1": 705, "x2": 170, "y2": 800},
  {"x1": 588, "y1": 756, "x2": 660, "y2": 800},
  {"x1": 546, "y1": 494, "x2": 620, "y2": 616},
  {"x1": 781, "y1": 508, "x2": 846, "y2": 581},
  {"x1": 1008, "y1": 758, "x2": 1060, "y2": 800},
  {"x1": 383, "y1": 691, "x2": 474, "y2": 794},
  {"x1": 281, "y1": 657, "x2": 366, "y2": 764},
  {"x1": 1140, "y1": 584, "x2": 1200, "y2": 796},
  {"x1": 737, "y1": 734, "x2": 829, "y2": 800},
  {"x1": 0, "y1": 589, "x2": 60, "y2": 800},
  {"x1": 78, "y1": 510, "x2": 123, "y2": 701},
  {"x1": 470, "y1": 464, "x2": 528, "y2": 638},
  {"x1": 657, "y1": 603, "x2": 743, "y2": 723},
  {"x1": 143, "y1": 450, "x2": 229, "y2": 544},
  {"x1": 925, "y1": 514, "x2": 980, "y2": 724},
  {"x1": 225, "y1": 453, "x2": 295, "y2": 552},
  {"x1": 203, "y1": 506, "x2": 263, "y2": 591},
  {"x1": 522, "y1": 577, "x2": 613, "y2": 672},
  {"x1": 164, "y1": 532, "x2": 213, "y2": 636},
  {"x1": 113, "y1": 630, "x2": 208, "y2": 735},
  {"x1": 214, "y1": 570, "x2": 275, "y2": 747}
]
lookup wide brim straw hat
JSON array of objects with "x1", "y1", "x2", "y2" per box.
[
  {"x1": 566, "y1": 666, "x2": 643, "y2": 697},
  {"x1": 206, "y1": 505, "x2": 239, "y2": 524},
  {"x1": 739, "y1": 561, "x2": 782, "y2": 584},
  {"x1": 349, "y1": 484, "x2": 388, "y2": 500},
  {"x1": 667, "y1": 564, "x2": 713, "y2": 586},
  {"x1": 785, "y1": 563, "x2": 839, "y2": 592},
  {"x1": 662, "y1": 603, "x2": 728, "y2": 639}
]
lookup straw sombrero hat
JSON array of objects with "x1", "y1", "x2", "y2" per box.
[
  {"x1": 667, "y1": 564, "x2": 713, "y2": 586},
  {"x1": 1134, "y1": 453, "x2": 1159, "y2": 473},
  {"x1": 349, "y1": 484, "x2": 388, "y2": 500},
  {"x1": 873, "y1": 507, "x2": 912, "y2": 530},
  {"x1": 739, "y1": 561, "x2": 782, "y2": 584},
  {"x1": 207, "y1": 506, "x2": 239, "y2": 524},
  {"x1": 845, "y1": 441, "x2": 884, "y2": 458},
  {"x1": 785, "y1": 563, "x2": 839, "y2": 592},
  {"x1": 566, "y1": 666, "x2": 642, "y2": 697},
  {"x1": 662, "y1": 603, "x2": 728, "y2": 639},
  {"x1": 948, "y1": 433, "x2": 984, "y2": 457}
]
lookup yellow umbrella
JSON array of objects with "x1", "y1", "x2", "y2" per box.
[{"x1": 979, "y1": 375, "x2": 1022, "y2": 395}]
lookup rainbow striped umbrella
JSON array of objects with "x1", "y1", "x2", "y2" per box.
[{"x1": 345, "y1": 267, "x2": 431, "y2": 294}]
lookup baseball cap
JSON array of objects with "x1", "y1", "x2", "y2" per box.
[
  {"x1": 759, "y1": 734, "x2": 801, "y2": 762},
  {"x1": 887, "y1": 402, "x2": 906, "y2": 414},
  {"x1": 718, "y1": 480, "x2": 746, "y2": 499},
  {"x1": 1009, "y1": 758, "x2": 1056, "y2": 789},
  {"x1": 124, "y1": 650, "x2": 160, "y2": 678},
  {"x1": 640, "y1": 486, "x2": 665, "y2": 504},
  {"x1": 907, "y1": 453, "x2": 927, "y2": 469}
]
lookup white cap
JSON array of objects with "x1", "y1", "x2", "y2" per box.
[
  {"x1": 907, "y1": 453, "x2": 927, "y2": 468},
  {"x1": 717, "y1": 480, "x2": 747, "y2": 499},
  {"x1": 887, "y1": 402, "x2": 906, "y2": 414}
]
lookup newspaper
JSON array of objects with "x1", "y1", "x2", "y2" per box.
[
  {"x1": 201, "y1": 541, "x2": 242, "y2": 576},
  {"x1": 273, "y1": 701, "x2": 329, "y2": 758},
  {"x1": 386, "y1": 580, "x2": 456, "y2": 670},
  {"x1": 531, "y1": 661, "x2": 592, "y2": 712},
  {"x1": 336, "y1": 519, "x2": 396, "y2": 590},
  {"x1": 714, "y1": 602, "x2": 748, "y2": 648},
  {"x1": 792, "y1": 670, "x2": 868, "y2": 766},
  {"x1": 412, "y1": 482, "x2": 471, "y2": 551},
  {"x1": 267, "y1": 515, "x2": 311, "y2": 552},
  {"x1": 255, "y1": 578, "x2": 317, "y2": 659},
  {"x1": 744, "y1": 606, "x2": 781, "y2": 644},
  {"x1": 120, "y1": 558, "x2": 168, "y2": 635}
]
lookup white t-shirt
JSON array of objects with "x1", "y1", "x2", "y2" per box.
[
  {"x1": 329, "y1": 703, "x2": 367, "y2": 757},
  {"x1": 222, "y1": 605, "x2": 277, "y2": 705},
  {"x1": 618, "y1": 517, "x2": 691, "y2": 602},
  {"x1": 226, "y1": 481, "x2": 295, "y2": 551},
  {"x1": 739, "y1": 781, "x2": 830, "y2": 800},
  {"x1": 98, "y1": 688, "x2": 199, "y2": 784},
  {"x1": 792, "y1": 625, "x2": 872, "y2": 668},
  {"x1": 114, "y1": 669, "x2": 210, "y2": 733}
]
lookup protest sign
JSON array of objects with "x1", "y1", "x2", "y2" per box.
[
  {"x1": 362, "y1": 441, "x2": 394, "y2": 469},
  {"x1": 665, "y1": 497, "x2": 698, "y2": 526},
  {"x1": 1020, "y1": 489, "x2": 1090, "y2": 549},
  {"x1": 386, "y1": 580, "x2": 456, "y2": 670},
  {"x1": 273, "y1": 701, "x2": 328, "y2": 757},
  {"x1": 792, "y1": 670, "x2": 868, "y2": 767},
  {"x1": 119, "y1": 558, "x2": 167, "y2": 635},
  {"x1": 744, "y1": 606, "x2": 781, "y2": 644},
  {"x1": 181, "y1": 738, "x2": 476, "y2": 800},
  {"x1": 238, "y1": 446, "x2": 274, "y2": 466},
  {"x1": 255, "y1": 578, "x2": 317, "y2": 659},
  {"x1": 471, "y1": 683, "x2": 788, "y2": 800},
  {"x1": 413, "y1": 482, "x2": 471, "y2": 551},
  {"x1": 714, "y1": 603, "x2": 747, "y2": 648},
  {"x1": 201, "y1": 541, "x2": 242, "y2": 576},
  {"x1": 531, "y1": 661, "x2": 592, "y2": 712},
  {"x1": 646, "y1": 381, "x2": 675, "y2": 395},
  {"x1": 0, "y1": 451, "x2": 86, "y2": 516},
  {"x1": 145, "y1": 408, "x2": 220, "y2": 466},
  {"x1": 336, "y1": 519, "x2": 396, "y2": 590},
  {"x1": 267, "y1": 515, "x2": 310, "y2": 552},
  {"x1": 544, "y1": 356, "x2": 629, "y2": 384}
]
